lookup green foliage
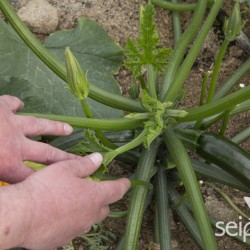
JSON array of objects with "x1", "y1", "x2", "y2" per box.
[
  {"x1": 71, "y1": 130, "x2": 110, "y2": 179},
  {"x1": 0, "y1": 1, "x2": 250, "y2": 249},
  {"x1": 141, "y1": 89, "x2": 166, "y2": 147},
  {"x1": 71, "y1": 130, "x2": 110, "y2": 156},
  {"x1": 82, "y1": 224, "x2": 117, "y2": 250},
  {"x1": 125, "y1": 0, "x2": 171, "y2": 77},
  {"x1": 0, "y1": 19, "x2": 123, "y2": 118},
  {"x1": 102, "y1": 90, "x2": 187, "y2": 167}
]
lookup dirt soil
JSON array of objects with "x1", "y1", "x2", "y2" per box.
[{"x1": 4, "y1": 0, "x2": 250, "y2": 250}]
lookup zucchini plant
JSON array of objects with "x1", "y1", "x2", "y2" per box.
[{"x1": 0, "y1": 0, "x2": 250, "y2": 249}]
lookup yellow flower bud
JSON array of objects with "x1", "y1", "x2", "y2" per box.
[{"x1": 65, "y1": 47, "x2": 89, "y2": 100}]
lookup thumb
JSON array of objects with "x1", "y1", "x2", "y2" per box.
[
  {"x1": 83, "y1": 153, "x2": 104, "y2": 177},
  {"x1": 58, "y1": 153, "x2": 103, "y2": 178}
]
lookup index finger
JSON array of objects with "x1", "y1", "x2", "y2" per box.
[
  {"x1": 17, "y1": 115, "x2": 73, "y2": 136},
  {"x1": 98, "y1": 178, "x2": 131, "y2": 205}
]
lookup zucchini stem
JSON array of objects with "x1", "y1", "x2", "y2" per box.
[
  {"x1": 164, "y1": 128, "x2": 217, "y2": 249},
  {"x1": 155, "y1": 166, "x2": 172, "y2": 250},
  {"x1": 147, "y1": 64, "x2": 157, "y2": 99},
  {"x1": 123, "y1": 139, "x2": 160, "y2": 250},
  {"x1": 162, "y1": 0, "x2": 223, "y2": 102},
  {"x1": 160, "y1": 0, "x2": 208, "y2": 98},
  {"x1": 103, "y1": 129, "x2": 147, "y2": 166},
  {"x1": 179, "y1": 86, "x2": 250, "y2": 122},
  {"x1": 18, "y1": 112, "x2": 146, "y2": 131}
]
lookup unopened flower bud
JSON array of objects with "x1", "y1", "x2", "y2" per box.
[
  {"x1": 224, "y1": 2, "x2": 242, "y2": 41},
  {"x1": 65, "y1": 47, "x2": 89, "y2": 100}
]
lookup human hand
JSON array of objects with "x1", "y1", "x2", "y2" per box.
[
  {"x1": 0, "y1": 95, "x2": 77, "y2": 183},
  {"x1": 0, "y1": 153, "x2": 130, "y2": 250}
]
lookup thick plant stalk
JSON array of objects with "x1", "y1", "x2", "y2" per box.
[
  {"x1": 179, "y1": 86, "x2": 250, "y2": 122},
  {"x1": 103, "y1": 129, "x2": 148, "y2": 166},
  {"x1": 0, "y1": 0, "x2": 144, "y2": 113},
  {"x1": 18, "y1": 113, "x2": 145, "y2": 131},
  {"x1": 168, "y1": 185, "x2": 203, "y2": 248},
  {"x1": 171, "y1": 0, "x2": 182, "y2": 46},
  {"x1": 153, "y1": 205, "x2": 160, "y2": 244},
  {"x1": 162, "y1": 0, "x2": 223, "y2": 102},
  {"x1": 147, "y1": 64, "x2": 157, "y2": 99},
  {"x1": 123, "y1": 139, "x2": 160, "y2": 250},
  {"x1": 163, "y1": 128, "x2": 217, "y2": 250},
  {"x1": 200, "y1": 99, "x2": 250, "y2": 130},
  {"x1": 160, "y1": 0, "x2": 208, "y2": 98},
  {"x1": 155, "y1": 166, "x2": 172, "y2": 250},
  {"x1": 116, "y1": 189, "x2": 154, "y2": 250}
]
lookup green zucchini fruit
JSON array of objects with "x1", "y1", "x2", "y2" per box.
[{"x1": 176, "y1": 128, "x2": 250, "y2": 188}]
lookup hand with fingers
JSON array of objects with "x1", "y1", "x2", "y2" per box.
[
  {"x1": 0, "y1": 153, "x2": 130, "y2": 249},
  {"x1": 0, "y1": 95, "x2": 77, "y2": 183},
  {"x1": 0, "y1": 95, "x2": 131, "y2": 249}
]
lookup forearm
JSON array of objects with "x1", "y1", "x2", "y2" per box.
[{"x1": 0, "y1": 184, "x2": 31, "y2": 248}]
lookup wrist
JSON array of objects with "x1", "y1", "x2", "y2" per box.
[{"x1": 0, "y1": 183, "x2": 33, "y2": 248}]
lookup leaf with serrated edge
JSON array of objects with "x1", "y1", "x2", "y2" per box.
[{"x1": 125, "y1": 1, "x2": 171, "y2": 77}]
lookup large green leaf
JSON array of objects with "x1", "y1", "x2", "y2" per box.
[{"x1": 0, "y1": 18, "x2": 123, "y2": 118}]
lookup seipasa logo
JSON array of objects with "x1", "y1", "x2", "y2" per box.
[{"x1": 215, "y1": 197, "x2": 250, "y2": 242}]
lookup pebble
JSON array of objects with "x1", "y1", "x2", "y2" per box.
[{"x1": 17, "y1": 0, "x2": 59, "y2": 34}]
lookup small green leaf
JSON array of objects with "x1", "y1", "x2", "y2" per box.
[
  {"x1": 140, "y1": 90, "x2": 165, "y2": 147},
  {"x1": 125, "y1": 0, "x2": 171, "y2": 77},
  {"x1": 71, "y1": 129, "x2": 110, "y2": 156}
]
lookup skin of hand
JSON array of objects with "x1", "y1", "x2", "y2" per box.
[
  {"x1": 0, "y1": 95, "x2": 78, "y2": 183},
  {"x1": 0, "y1": 153, "x2": 131, "y2": 250}
]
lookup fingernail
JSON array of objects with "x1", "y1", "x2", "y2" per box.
[
  {"x1": 64, "y1": 124, "x2": 73, "y2": 134},
  {"x1": 88, "y1": 153, "x2": 103, "y2": 167},
  {"x1": 121, "y1": 179, "x2": 131, "y2": 193}
]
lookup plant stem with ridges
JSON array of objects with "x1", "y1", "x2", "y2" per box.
[{"x1": 164, "y1": 129, "x2": 217, "y2": 249}]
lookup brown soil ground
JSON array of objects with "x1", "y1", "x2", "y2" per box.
[{"x1": 4, "y1": 0, "x2": 250, "y2": 249}]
